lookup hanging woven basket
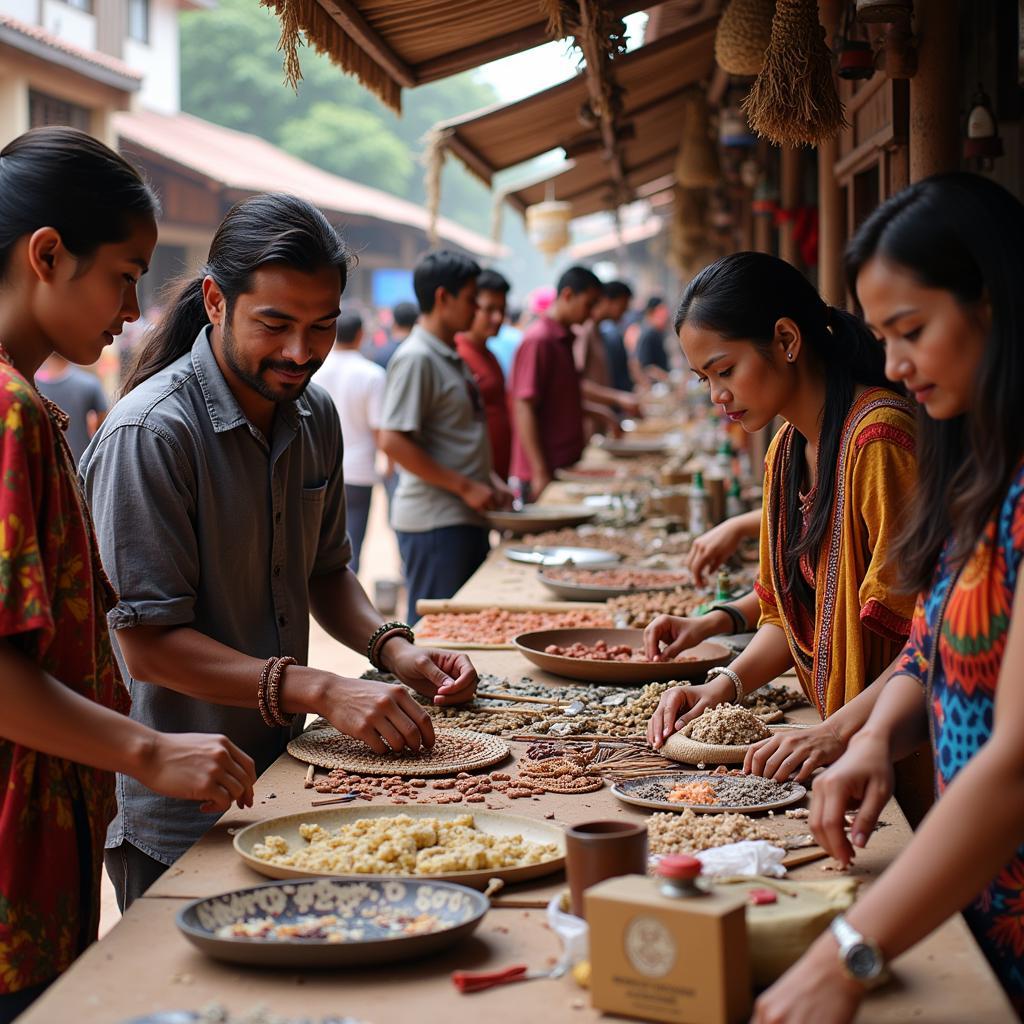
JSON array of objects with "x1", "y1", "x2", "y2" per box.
[
  {"x1": 526, "y1": 200, "x2": 572, "y2": 259},
  {"x1": 715, "y1": 0, "x2": 776, "y2": 76},
  {"x1": 742, "y1": 0, "x2": 847, "y2": 148},
  {"x1": 675, "y1": 91, "x2": 721, "y2": 189}
]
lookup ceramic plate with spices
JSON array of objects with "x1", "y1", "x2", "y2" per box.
[
  {"x1": 513, "y1": 627, "x2": 730, "y2": 684},
  {"x1": 176, "y1": 876, "x2": 488, "y2": 967},
  {"x1": 612, "y1": 772, "x2": 806, "y2": 814}
]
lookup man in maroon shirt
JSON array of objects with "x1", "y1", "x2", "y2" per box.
[
  {"x1": 454, "y1": 269, "x2": 512, "y2": 480},
  {"x1": 509, "y1": 265, "x2": 604, "y2": 498}
]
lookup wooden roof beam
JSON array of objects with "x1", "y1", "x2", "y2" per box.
[{"x1": 317, "y1": 0, "x2": 417, "y2": 88}]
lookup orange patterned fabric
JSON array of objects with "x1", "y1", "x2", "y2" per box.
[
  {"x1": 0, "y1": 349, "x2": 128, "y2": 993},
  {"x1": 756, "y1": 388, "x2": 918, "y2": 718}
]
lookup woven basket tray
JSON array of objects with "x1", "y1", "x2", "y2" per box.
[
  {"x1": 660, "y1": 720, "x2": 768, "y2": 766},
  {"x1": 287, "y1": 722, "x2": 511, "y2": 777}
]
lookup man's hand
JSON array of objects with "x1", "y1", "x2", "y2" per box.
[
  {"x1": 490, "y1": 474, "x2": 516, "y2": 510},
  {"x1": 318, "y1": 674, "x2": 436, "y2": 754},
  {"x1": 381, "y1": 639, "x2": 479, "y2": 706},
  {"x1": 459, "y1": 476, "x2": 496, "y2": 514}
]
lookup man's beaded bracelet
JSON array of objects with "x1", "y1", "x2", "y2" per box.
[
  {"x1": 367, "y1": 620, "x2": 416, "y2": 672},
  {"x1": 267, "y1": 656, "x2": 297, "y2": 727}
]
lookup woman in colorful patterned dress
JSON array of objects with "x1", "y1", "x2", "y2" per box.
[
  {"x1": 752, "y1": 174, "x2": 1024, "y2": 1022},
  {"x1": 646, "y1": 253, "x2": 920, "y2": 784},
  {"x1": 0, "y1": 128, "x2": 257, "y2": 1022}
]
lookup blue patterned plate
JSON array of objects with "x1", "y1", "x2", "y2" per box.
[{"x1": 177, "y1": 877, "x2": 488, "y2": 967}]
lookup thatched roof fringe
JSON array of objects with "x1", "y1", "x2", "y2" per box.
[{"x1": 259, "y1": 0, "x2": 402, "y2": 112}]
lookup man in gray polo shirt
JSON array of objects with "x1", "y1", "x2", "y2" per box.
[
  {"x1": 379, "y1": 251, "x2": 511, "y2": 620},
  {"x1": 83, "y1": 196, "x2": 479, "y2": 909}
]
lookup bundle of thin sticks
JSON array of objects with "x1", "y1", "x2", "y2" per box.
[{"x1": 519, "y1": 738, "x2": 686, "y2": 781}]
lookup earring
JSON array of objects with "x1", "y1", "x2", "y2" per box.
[{"x1": 787, "y1": 353, "x2": 794, "y2": 361}]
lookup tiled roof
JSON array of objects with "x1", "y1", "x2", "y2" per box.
[
  {"x1": 0, "y1": 15, "x2": 142, "y2": 84},
  {"x1": 114, "y1": 108, "x2": 504, "y2": 259}
]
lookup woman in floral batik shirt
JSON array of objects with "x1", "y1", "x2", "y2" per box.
[{"x1": 0, "y1": 127, "x2": 256, "y2": 1023}]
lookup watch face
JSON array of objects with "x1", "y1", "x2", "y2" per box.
[{"x1": 847, "y1": 942, "x2": 882, "y2": 980}]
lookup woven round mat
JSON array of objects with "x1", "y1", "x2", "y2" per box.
[
  {"x1": 530, "y1": 775, "x2": 604, "y2": 794},
  {"x1": 287, "y1": 723, "x2": 510, "y2": 777}
]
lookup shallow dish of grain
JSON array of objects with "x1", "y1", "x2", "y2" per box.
[
  {"x1": 486, "y1": 505, "x2": 596, "y2": 534},
  {"x1": 661, "y1": 706, "x2": 795, "y2": 765},
  {"x1": 177, "y1": 876, "x2": 488, "y2": 968},
  {"x1": 612, "y1": 773, "x2": 806, "y2": 814},
  {"x1": 234, "y1": 806, "x2": 566, "y2": 889},
  {"x1": 514, "y1": 627, "x2": 730, "y2": 684},
  {"x1": 537, "y1": 566, "x2": 693, "y2": 602}
]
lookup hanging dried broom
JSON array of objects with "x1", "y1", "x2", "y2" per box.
[
  {"x1": 742, "y1": 0, "x2": 847, "y2": 148},
  {"x1": 421, "y1": 127, "x2": 453, "y2": 249}
]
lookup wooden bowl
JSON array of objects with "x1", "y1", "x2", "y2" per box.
[{"x1": 513, "y1": 627, "x2": 731, "y2": 684}]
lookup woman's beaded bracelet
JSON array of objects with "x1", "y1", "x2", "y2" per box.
[
  {"x1": 367, "y1": 620, "x2": 415, "y2": 672},
  {"x1": 706, "y1": 666, "x2": 745, "y2": 704}
]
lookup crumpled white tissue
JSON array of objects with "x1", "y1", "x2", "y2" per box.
[{"x1": 694, "y1": 840, "x2": 788, "y2": 878}]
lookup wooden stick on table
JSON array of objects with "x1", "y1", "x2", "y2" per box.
[
  {"x1": 304, "y1": 764, "x2": 315, "y2": 789},
  {"x1": 476, "y1": 690, "x2": 570, "y2": 707}
]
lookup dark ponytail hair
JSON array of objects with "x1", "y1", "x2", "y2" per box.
[
  {"x1": 0, "y1": 126, "x2": 156, "y2": 278},
  {"x1": 675, "y1": 251, "x2": 899, "y2": 612},
  {"x1": 846, "y1": 173, "x2": 1024, "y2": 592},
  {"x1": 123, "y1": 193, "x2": 352, "y2": 393}
]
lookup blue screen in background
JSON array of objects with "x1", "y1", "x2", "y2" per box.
[{"x1": 372, "y1": 268, "x2": 415, "y2": 309}]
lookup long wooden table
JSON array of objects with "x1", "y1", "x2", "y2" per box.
[{"x1": 19, "y1": 490, "x2": 1014, "y2": 1022}]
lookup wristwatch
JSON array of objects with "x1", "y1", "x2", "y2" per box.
[{"x1": 830, "y1": 914, "x2": 885, "y2": 986}]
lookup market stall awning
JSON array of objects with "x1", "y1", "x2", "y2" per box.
[
  {"x1": 115, "y1": 108, "x2": 504, "y2": 259},
  {"x1": 566, "y1": 213, "x2": 666, "y2": 260},
  {"x1": 435, "y1": 17, "x2": 717, "y2": 188},
  {"x1": 501, "y1": 91, "x2": 689, "y2": 216},
  {"x1": 262, "y1": 0, "x2": 647, "y2": 111}
]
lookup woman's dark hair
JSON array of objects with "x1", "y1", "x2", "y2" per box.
[
  {"x1": 0, "y1": 126, "x2": 157, "y2": 278},
  {"x1": 413, "y1": 250, "x2": 479, "y2": 312},
  {"x1": 123, "y1": 193, "x2": 352, "y2": 393},
  {"x1": 676, "y1": 251, "x2": 898, "y2": 612},
  {"x1": 846, "y1": 172, "x2": 1024, "y2": 591}
]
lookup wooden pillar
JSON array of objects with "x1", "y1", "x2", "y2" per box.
[
  {"x1": 816, "y1": 0, "x2": 844, "y2": 304},
  {"x1": 817, "y1": 136, "x2": 844, "y2": 304},
  {"x1": 909, "y1": 0, "x2": 960, "y2": 181},
  {"x1": 779, "y1": 146, "x2": 801, "y2": 267}
]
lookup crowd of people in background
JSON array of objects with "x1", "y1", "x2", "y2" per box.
[{"x1": 36, "y1": 238, "x2": 672, "y2": 623}]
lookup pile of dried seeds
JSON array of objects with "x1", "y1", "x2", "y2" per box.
[
  {"x1": 689, "y1": 705, "x2": 771, "y2": 745},
  {"x1": 647, "y1": 808, "x2": 774, "y2": 855}
]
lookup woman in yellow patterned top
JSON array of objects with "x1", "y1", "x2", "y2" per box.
[{"x1": 647, "y1": 253, "x2": 917, "y2": 784}]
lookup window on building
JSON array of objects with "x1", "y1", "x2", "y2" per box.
[
  {"x1": 127, "y1": 0, "x2": 149, "y2": 43},
  {"x1": 28, "y1": 90, "x2": 91, "y2": 133}
]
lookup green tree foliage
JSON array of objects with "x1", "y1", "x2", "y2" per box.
[{"x1": 179, "y1": 0, "x2": 498, "y2": 233}]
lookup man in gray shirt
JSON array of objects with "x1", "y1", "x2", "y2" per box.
[
  {"x1": 83, "y1": 196, "x2": 479, "y2": 909},
  {"x1": 34, "y1": 353, "x2": 107, "y2": 462},
  {"x1": 379, "y1": 251, "x2": 511, "y2": 620}
]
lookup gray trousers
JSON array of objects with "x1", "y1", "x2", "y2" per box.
[{"x1": 104, "y1": 842, "x2": 169, "y2": 912}]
